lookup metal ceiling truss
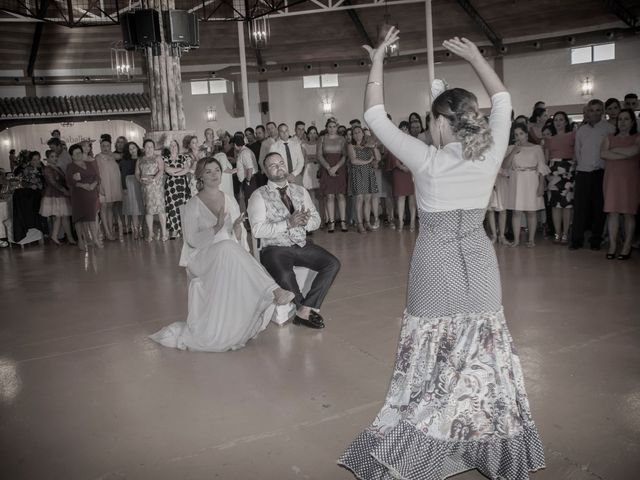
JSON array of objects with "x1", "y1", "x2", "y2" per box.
[
  {"x1": 603, "y1": 0, "x2": 638, "y2": 31},
  {"x1": 455, "y1": 0, "x2": 503, "y2": 50}
]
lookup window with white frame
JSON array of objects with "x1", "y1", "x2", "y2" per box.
[
  {"x1": 303, "y1": 74, "x2": 340, "y2": 89},
  {"x1": 570, "y1": 43, "x2": 615, "y2": 65},
  {"x1": 190, "y1": 79, "x2": 233, "y2": 95}
]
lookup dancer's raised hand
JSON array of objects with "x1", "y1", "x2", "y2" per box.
[
  {"x1": 363, "y1": 26, "x2": 400, "y2": 63},
  {"x1": 442, "y1": 37, "x2": 482, "y2": 64}
]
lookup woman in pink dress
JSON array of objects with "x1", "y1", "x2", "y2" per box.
[
  {"x1": 95, "y1": 134, "x2": 124, "y2": 241},
  {"x1": 317, "y1": 119, "x2": 348, "y2": 232},
  {"x1": 387, "y1": 120, "x2": 416, "y2": 231},
  {"x1": 40, "y1": 149, "x2": 74, "y2": 245},
  {"x1": 507, "y1": 124, "x2": 550, "y2": 247},
  {"x1": 66, "y1": 143, "x2": 102, "y2": 250},
  {"x1": 544, "y1": 111, "x2": 576, "y2": 244},
  {"x1": 601, "y1": 109, "x2": 640, "y2": 260}
]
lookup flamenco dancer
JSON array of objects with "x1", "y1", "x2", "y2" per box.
[{"x1": 338, "y1": 29, "x2": 545, "y2": 479}]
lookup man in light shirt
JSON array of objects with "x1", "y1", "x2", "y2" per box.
[
  {"x1": 570, "y1": 98, "x2": 615, "y2": 250},
  {"x1": 247, "y1": 152, "x2": 340, "y2": 329},
  {"x1": 234, "y1": 136, "x2": 260, "y2": 206},
  {"x1": 270, "y1": 123, "x2": 305, "y2": 185},
  {"x1": 258, "y1": 121, "x2": 278, "y2": 171}
]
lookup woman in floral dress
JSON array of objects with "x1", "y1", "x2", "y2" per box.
[{"x1": 136, "y1": 139, "x2": 167, "y2": 242}]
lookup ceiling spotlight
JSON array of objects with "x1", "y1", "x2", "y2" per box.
[
  {"x1": 411, "y1": 55, "x2": 418, "y2": 61},
  {"x1": 532, "y1": 41, "x2": 541, "y2": 49},
  {"x1": 567, "y1": 36, "x2": 575, "y2": 44},
  {"x1": 282, "y1": 66, "x2": 290, "y2": 72},
  {"x1": 499, "y1": 46, "x2": 508, "y2": 54},
  {"x1": 606, "y1": 31, "x2": 614, "y2": 39},
  {"x1": 359, "y1": 60, "x2": 367, "y2": 67},
  {"x1": 444, "y1": 52, "x2": 452, "y2": 58},
  {"x1": 304, "y1": 64, "x2": 312, "y2": 70},
  {"x1": 332, "y1": 63, "x2": 339, "y2": 69},
  {"x1": 260, "y1": 67, "x2": 267, "y2": 73},
  {"x1": 479, "y1": 48, "x2": 486, "y2": 55}
]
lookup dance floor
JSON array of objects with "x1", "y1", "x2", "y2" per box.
[{"x1": 1, "y1": 228, "x2": 639, "y2": 479}]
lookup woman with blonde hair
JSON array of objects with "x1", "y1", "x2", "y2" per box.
[{"x1": 339, "y1": 30, "x2": 545, "y2": 479}]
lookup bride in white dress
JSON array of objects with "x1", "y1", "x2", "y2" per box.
[{"x1": 149, "y1": 157, "x2": 294, "y2": 352}]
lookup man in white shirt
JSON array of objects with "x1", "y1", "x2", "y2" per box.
[
  {"x1": 570, "y1": 98, "x2": 615, "y2": 250},
  {"x1": 258, "y1": 121, "x2": 278, "y2": 171},
  {"x1": 270, "y1": 123, "x2": 305, "y2": 185},
  {"x1": 247, "y1": 152, "x2": 340, "y2": 329},
  {"x1": 234, "y1": 136, "x2": 260, "y2": 206}
]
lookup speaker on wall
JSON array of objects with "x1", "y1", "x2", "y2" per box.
[
  {"x1": 135, "y1": 9, "x2": 161, "y2": 45},
  {"x1": 165, "y1": 10, "x2": 199, "y2": 46},
  {"x1": 121, "y1": 12, "x2": 137, "y2": 50},
  {"x1": 260, "y1": 101, "x2": 269, "y2": 114}
]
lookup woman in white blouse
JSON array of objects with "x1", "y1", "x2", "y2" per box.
[
  {"x1": 339, "y1": 30, "x2": 545, "y2": 479},
  {"x1": 149, "y1": 157, "x2": 294, "y2": 352}
]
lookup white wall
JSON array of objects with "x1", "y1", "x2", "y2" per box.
[
  {"x1": 180, "y1": 81, "x2": 262, "y2": 137},
  {"x1": 0, "y1": 85, "x2": 27, "y2": 98}
]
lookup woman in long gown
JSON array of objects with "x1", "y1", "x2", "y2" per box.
[
  {"x1": 338, "y1": 31, "x2": 545, "y2": 479},
  {"x1": 149, "y1": 157, "x2": 294, "y2": 352}
]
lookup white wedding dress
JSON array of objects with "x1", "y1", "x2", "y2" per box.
[{"x1": 149, "y1": 193, "x2": 279, "y2": 352}]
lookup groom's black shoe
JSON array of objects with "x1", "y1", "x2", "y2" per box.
[
  {"x1": 293, "y1": 314, "x2": 324, "y2": 329},
  {"x1": 309, "y1": 311, "x2": 325, "y2": 324}
]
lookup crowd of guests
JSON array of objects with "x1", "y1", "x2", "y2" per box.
[
  {"x1": 486, "y1": 93, "x2": 639, "y2": 260},
  {"x1": 1, "y1": 91, "x2": 638, "y2": 258}
]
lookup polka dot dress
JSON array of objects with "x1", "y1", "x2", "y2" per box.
[
  {"x1": 164, "y1": 154, "x2": 190, "y2": 235},
  {"x1": 338, "y1": 209, "x2": 545, "y2": 479},
  {"x1": 349, "y1": 146, "x2": 379, "y2": 195}
]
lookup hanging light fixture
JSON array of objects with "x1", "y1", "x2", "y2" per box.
[
  {"x1": 110, "y1": 42, "x2": 135, "y2": 81},
  {"x1": 249, "y1": 14, "x2": 270, "y2": 49},
  {"x1": 377, "y1": 1, "x2": 399, "y2": 57},
  {"x1": 581, "y1": 77, "x2": 593, "y2": 99},
  {"x1": 207, "y1": 106, "x2": 217, "y2": 122}
]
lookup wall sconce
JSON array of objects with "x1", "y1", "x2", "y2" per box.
[
  {"x1": 322, "y1": 98, "x2": 333, "y2": 115},
  {"x1": 110, "y1": 42, "x2": 135, "y2": 81},
  {"x1": 207, "y1": 106, "x2": 217, "y2": 122},
  {"x1": 581, "y1": 77, "x2": 593, "y2": 99}
]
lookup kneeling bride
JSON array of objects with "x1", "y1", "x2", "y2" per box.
[{"x1": 149, "y1": 156, "x2": 294, "y2": 352}]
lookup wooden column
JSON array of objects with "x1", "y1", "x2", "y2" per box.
[{"x1": 142, "y1": 0, "x2": 188, "y2": 140}]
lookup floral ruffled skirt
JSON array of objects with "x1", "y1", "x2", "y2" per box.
[{"x1": 339, "y1": 209, "x2": 545, "y2": 479}]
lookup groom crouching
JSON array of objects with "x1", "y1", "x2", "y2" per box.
[{"x1": 247, "y1": 152, "x2": 341, "y2": 329}]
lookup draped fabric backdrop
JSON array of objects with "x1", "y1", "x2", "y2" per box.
[{"x1": 0, "y1": 120, "x2": 146, "y2": 171}]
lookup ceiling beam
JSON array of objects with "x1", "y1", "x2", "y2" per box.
[
  {"x1": 603, "y1": 0, "x2": 638, "y2": 30},
  {"x1": 27, "y1": 0, "x2": 50, "y2": 78},
  {"x1": 343, "y1": 0, "x2": 373, "y2": 47},
  {"x1": 455, "y1": 0, "x2": 503, "y2": 50}
]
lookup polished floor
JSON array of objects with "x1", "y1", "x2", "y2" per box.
[{"x1": 1, "y1": 227, "x2": 639, "y2": 480}]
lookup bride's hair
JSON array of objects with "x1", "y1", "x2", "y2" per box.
[
  {"x1": 195, "y1": 157, "x2": 223, "y2": 190},
  {"x1": 431, "y1": 88, "x2": 492, "y2": 161}
]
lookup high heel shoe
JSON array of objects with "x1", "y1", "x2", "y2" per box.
[
  {"x1": 327, "y1": 221, "x2": 335, "y2": 233},
  {"x1": 606, "y1": 253, "x2": 616, "y2": 260},
  {"x1": 161, "y1": 232, "x2": 169, "y2": 242},
  {"x1": 617, "y1": 252, "x2": 632, "y2": 260},
  {"x1": 365, "y1": 222, "x2": 373, "y2": 232},
  {"x1": 356, "y1": 223, "x2": 366, "y2": 234},
  {"x1": 340, "y1": 221, "x2": 348, "y2": 232}
]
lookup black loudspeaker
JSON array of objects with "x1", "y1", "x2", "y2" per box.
[
  {"x1": 135, "y1": 9, "x2": 161, "y2": 45},
  {"x1": 120, "y1": 12, "x2": 137, "y2": 50},
  {"x1": 260, "y1": 101, "x2": 269, "y2": 114},
  {"x1": 165, "y1": 10, "x2": 199, "y2": 47}
]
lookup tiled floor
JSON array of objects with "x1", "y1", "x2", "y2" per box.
[{"x1": 1, "y1": 228, "x2": 639, "y2": 479}]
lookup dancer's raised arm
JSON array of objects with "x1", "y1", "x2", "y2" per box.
[
  {"x1": 363, "y1": 27, "x2": 399, "y2": 112},
  {"x1": 442, "y1": 37, "x2": 506, "y2": 96}
]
